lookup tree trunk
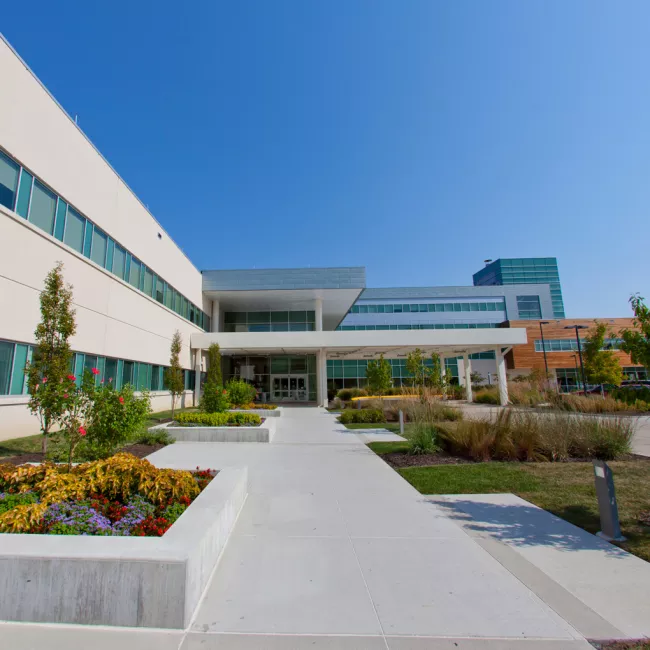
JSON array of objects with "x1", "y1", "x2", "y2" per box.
[
  {"x1": 41, "y1": 433, "x2": 48, "y2": 455},
  {"x1": 171, "y1": 395, "x2": 175, "y2": 419}
]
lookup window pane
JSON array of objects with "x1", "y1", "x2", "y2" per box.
[
  {"x1": 143, "y1": 267, "x2": 153, "y2": 295},
  {"x1": 63, "y1": 207, "x2": 85, "y2": 253},
  {"x1": 0, "y1": 341, "x2": 14, "y2": 395},
  {"x1": 165, "y1": 283, "x2": 173, "y2": 309},
  {"x1": 91, "y1": 227, "x2": 108, "y2": 267},
  {"x1": 151, "y1": 365, "x2": 160, "y2": 391},
  {"x1": 271, "y1": 311, "x2": 289, "y2": 323},
  {"x1": 54, "y1": 199, "x2": 67, "y2": 241},
  {"x1": 0, "y1": 151, "x2": 20, "y2": 210},
  {"x1": 122, "y1": 360, "x2": 134, "y2": 387},
  {"x1": 29, "y1": 180, "x2": 57, "y2": 235},
  {"x1": 129, "y1": 257, "x2": 141, "y2": 288},
  {"x1": 105, "y1": 358, "x2": 118, "y2": 385},
  {"x1": 113, "y1": 245, "x2": 126, "y2": 279},
  {"x1": 15, "y1": 169, "x2": 33, "y2": 217},
  {"x1": 9, "y1": 343, "x2": 29, "y2": 395},
  {"x1": 83, "y1": 220, "x2": 93, "y2": 257},
  {"x1": 156, "y1": 277, "x2": 164, "y2": 303}
]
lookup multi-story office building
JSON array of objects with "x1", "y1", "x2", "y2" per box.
[{"x1": 473, "y1": 258, "x2": 566, "y2": 319}]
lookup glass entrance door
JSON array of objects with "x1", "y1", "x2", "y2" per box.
[{"x1": 271, "y1": 374, "x2": 309, "y2": 402}]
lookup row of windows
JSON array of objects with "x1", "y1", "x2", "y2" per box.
[
  {"x1": 0, "y1": 339, "x2": 195, "y2": 396},
  {"x1": 516, "y1": 295, "x2": 542, "y2": 320},
  {"x1": 325, "y1": 353, "x2": 492, "y2": 380},
  {"x1": 498, "y1": 258, "x2": 558, "y2": 268},
  {"x1": 223, "y1": 311, "x2": 316, "y2": 333},
  {"x1": 349, "y1": 301, "x2": 505, "y2": 315},
  {"x1": 534, "y1": 338, "x2": 623, "y2": 353},
  {"x1": 0, "y1": 148, "x2": 209, "y2": 331},
  {"x1": 337, "y1": 323, "x2": 499, "y2": 331}
]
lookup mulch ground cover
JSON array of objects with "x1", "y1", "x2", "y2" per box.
[
  {"x1": 1, "y1": 443, "x2": 165, "y2": 466},
  {"x1": 591, "y1": 641, "x2": 650, "y2": 649},
  {"x1": 381, "y1": 450, "x2": 475, "y2": 468}
]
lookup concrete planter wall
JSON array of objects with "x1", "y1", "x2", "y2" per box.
[
  {"x1": 0, "y1": 467, "x2": 247, "y2": 629},
  {"x1": 152, "y1": 417, "x2": 276, "y2": 443}
]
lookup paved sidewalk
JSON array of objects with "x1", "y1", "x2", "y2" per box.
[{"x1": 150, "y1": 407, "x2": 588, "y2": 649}]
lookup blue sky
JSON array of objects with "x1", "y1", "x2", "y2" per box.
[{"x1": 3, "y1": 1, "x2": 649, "y2": 317}]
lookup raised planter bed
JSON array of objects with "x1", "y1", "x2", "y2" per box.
[
  {"x1": 150, "y1": 417, "x2": 276, "y2": 443},
  {"x1": 0, "y1": 466, "x2": 247, "y2": 628}
]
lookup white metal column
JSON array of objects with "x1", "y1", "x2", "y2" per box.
[
  {"x1": 315, "y1": 298, "x2": 323, "y2": 331},
  {"x1": 317, "y1": 348, "x2": 328, "y2": 407},
  {"x1": 496, "y1": 348, "x2": 509, "y2": 405},
  {"x1": 194, "y1": 348, "x2": 203, "y2": 407},
  {"x1": 210, "y1": 300, "x2": 220, "y2": 332},
  {"x1": 463, "y1": 354, "x2": 473, "y2": 403}
]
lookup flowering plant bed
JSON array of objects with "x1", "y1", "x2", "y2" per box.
[
  {"x1": 175, "y1": 411, "x2": 262, "y2": 426},
  {"x1": 0, "y1": 453, "x2": 213, "y2": 536}
]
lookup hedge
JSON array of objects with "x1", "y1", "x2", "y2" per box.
[
  {"x1": 175, "y1": 412, "x2": 262, "y2": 427},
  {"x1": 339, "y1": 409, "x2": 384, "y2": 424}
]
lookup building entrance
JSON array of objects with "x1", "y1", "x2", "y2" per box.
[{"x1": 271, "y1": 374, "x2": 309, "y2": 402}]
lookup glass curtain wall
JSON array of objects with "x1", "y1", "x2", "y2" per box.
[
  {"x1": 224, "y1": 311, "x2": 316, "y2": 332},
  {"x1": 222, "y1": 354, "x2": 317, "y2": 401}
]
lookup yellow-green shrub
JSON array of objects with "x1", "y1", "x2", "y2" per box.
[
  {"x1": 0, "y1": 503, "x2": 48, "y2": 533},
  {"x1": 175, "y1": 412, "x2": 261, "y2": 426}
]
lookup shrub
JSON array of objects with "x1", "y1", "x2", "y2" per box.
[
  {"x1": 201, "y1": 384, "x2": 230, "y2": 413},
  {"x1": 161, "y1": 500, "x2": 188, "y2": 525},
  {"x1": 407, "y1": 422, "x2": 439, "y2": 455},
  {"x1": 336, "y1": 388, "x2": 367, "y2": 402},
  {"x1": 436, "y1": 410, "x2": 634, "y2": 462},
  {"x1": 226, "y1": 379, "x2": 257, "y2": 407},
  {"x1": 175, "y1": 412, "x2": 262, "y2": 426},
  {"x1": 85, "y1": 384, "x2": 152, "y2": 459},
  {"x1": 0, "y1": 491, "x2": 39, "y2": 516},
  {"x1": 233, "y1": 403, "x2": 278, "y2": 410},
  {"x1": 611, "y1": 386, "x2": 650, "y2": 406},
  {"x1": 549, "y1": 393, "x2": 631, "y2": 413},
  {"x1": 133, "y1": 429, "x2": 175, "y2": 446},
  {"x1": 474, "y1": 388, "x2": 499, "y2": 404},
  {"x1": 339, "y1": 409, "x2": 384, "y2": 424},
  {"x1": 402, "y1": 398, "x2": 463, "y2": 423}
]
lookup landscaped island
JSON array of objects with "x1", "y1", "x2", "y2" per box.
[{"x1": 0, "y1": 453, "x2": 213, "y2": 536}]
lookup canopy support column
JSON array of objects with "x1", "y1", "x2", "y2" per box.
[
  {"x1": 496, "y1": 347, "x2": 509, "y2": 405},
  {"x1": 463, "y1": 354, "x2": 473, "y2": 403}
]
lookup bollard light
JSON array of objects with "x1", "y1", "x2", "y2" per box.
[{"x1": 593, "y1": 460, "x2": 626, "y2": 542}]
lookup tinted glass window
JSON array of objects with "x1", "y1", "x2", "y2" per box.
[
  {"x1": 112, "y1": 245, "x2": 126, "y2": 279},
  {"x1": 0, "y1": 151, "x2": 19, "y2": 210},
  {"x1": 0, "y1": 341, "x2": 14, "y2": 395},
  {"x1": 91, "y1": 228, "x2": 107, "y2": 267},
  {"x1": 63, "y1": 207, "x2": 85, "y2": 252},
  {"x1": 129, "y1": 257, "x2": 141, "y2": 288},
  {"x1": 29, "y1": 180, "x2": 56, "y2": 234}
]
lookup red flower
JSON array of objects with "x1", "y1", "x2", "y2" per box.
[
  {"x1": 79, "y1": 426, "x2": 87, "y2": 437},
  {"x1": 63, "y1": 393, "x2": 69, "y2": 399},
  {"x1": 42, "y1": 377, "x2": 48, "y2": 383},
  {"x1": 91, "y1": 367, "x2": 100, "y2": 376},
  {"x1": 100, "y1": 379, "x2": 105, "y2": 384},
  {"x1": 67, "y1": 374, "x2": 76, "y2": 381},
  {"x1": 222, "y1": 390, "x2": 227, "y2": 395},
  {"x1": 118, "y1": 396, "x2": 125, "y2": 404},
  {"x1": 108, "y1": 377, "x2": 113, "y2": 383}
]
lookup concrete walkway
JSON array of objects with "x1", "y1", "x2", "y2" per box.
[{"x1": 152, "y1": 407, "x2": 589, "y2": 649}]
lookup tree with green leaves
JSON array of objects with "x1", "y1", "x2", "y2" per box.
[
  {"x1": 366, "y1": 354, "x2": 392, "y2": 395},
  {"x1": 201, "y1": 343, "x2": 229, "y2": 413},
  {"x1": 206, "y1": 343, "x2": 223, "y2": 386},
  {"x1": 582, "y1": 322, "x2": 623, "y2": 389},
  {"x1": 405, "y1": 348, "x2": 429, "y2": 388},
  {"x1": 619, "y1": 294, "x2": 650, "y2": 371},
  {"x1": 165, "y1": 330, "x2": 184, "y2": 418},
  {"x1": 26, "y1": 262, "x2": 76, "y2": 454},
  {"x1": 429, "y1": 353, "x2": 443, "y2": 391}
]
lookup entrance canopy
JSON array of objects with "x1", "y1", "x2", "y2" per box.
[{"x1": 191, "y1": 328, "x2": 527, "y2": 358}]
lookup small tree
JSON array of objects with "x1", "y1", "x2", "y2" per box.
[
  {"x1": 59, "y1": 370, "x2": 95, "y2": 470},
  {"x1": 405, "y1": 348, "x2": 429, "y2": 388},
  {"x1": 470, "y1": 371, "x2": 485, "y2": 386},
  {"x1": 366, "y1": 354, "x2": 392, "y2": 395},
  {"x1": 165, "y1": 330, "x2": 184, "y2": 418},
  {"x1": 428, "y1": 353, "x2": 443, "y2": 392},
  {"x1": 206, "y1": 343, "x2": 223, "y2": 386},
  {"x1": 619, "y1": 294, "x2": 650, "y2": 370},
  {"x1": 201, "y1": 344, "x2": 229, "y2": 413},
  {"x1": 26, "y1": 262, "x2": 77, "y2": 454},
  {"x1": 583, "y1": 322, "x2": 623, "y2": 390}
]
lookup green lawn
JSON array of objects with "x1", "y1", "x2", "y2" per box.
[
  {"x1": 341, "y1": 421, "x2": 419, "y2": 435},
  {"x1": 367, "y1": 441, "x2": 650, "y2": 563}
]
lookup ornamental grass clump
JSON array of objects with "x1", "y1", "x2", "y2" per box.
[{"x1": 0, "y1": 453, "x2": 213, "y2": 536}]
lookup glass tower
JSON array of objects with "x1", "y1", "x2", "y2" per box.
[{"x1": 473, "y1": 258, "x2": 565, "y2": 318}]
